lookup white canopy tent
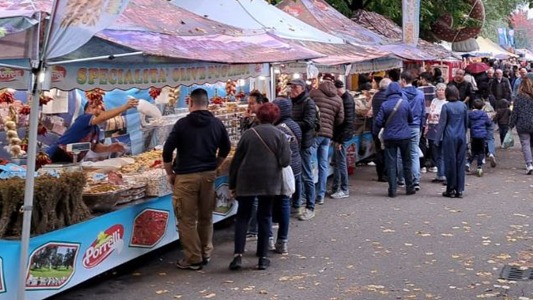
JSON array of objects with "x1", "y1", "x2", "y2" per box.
[{"x1": 172, "y1": 0, "x2": 344, "y2": 44}]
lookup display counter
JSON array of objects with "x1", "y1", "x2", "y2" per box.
[{"x1": 0, "y1": 175, "x2": 237, "y2": 300}]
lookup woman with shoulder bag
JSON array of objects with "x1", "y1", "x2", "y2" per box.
[{"x1": 229, "y1": 103, "x2": 291, "y2": 271}]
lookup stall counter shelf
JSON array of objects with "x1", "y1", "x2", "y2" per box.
[{"x1": 0, "y1": 176, "x2": 237, "y2": 300}]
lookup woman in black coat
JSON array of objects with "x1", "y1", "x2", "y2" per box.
[{"x1": 229, "y1": 103, "x2": 291, "y2": 270}]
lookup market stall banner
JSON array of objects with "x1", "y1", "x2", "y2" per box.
[
  {"x1": 48, "y1": 62, "x2": 269, "y2": 91},
  {"x1": 402, "y1": 0, "x2": 421, "y2": 46},
  {"x1": 0, "y1": 59, "x2": 31, "y2": 90},
  {"x1": 0, "y1": 196, "x2": 178, "y2": 300},
  {"x1": 46, "y1": 0, "x2": 131, "y2": 59}
]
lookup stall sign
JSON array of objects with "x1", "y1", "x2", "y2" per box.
[
  {"x1": 0, "y1": 59, "x2": 31, "y2": 90},
  {"x1": 0, "y1": 196, "x2": 179, "y2": 300},
  {"x1": 82, "y1": 224, "x2": 125, "y2": 269},
  {"x1": 49, "y1": 62, "x2": 269, "y2": 91}
]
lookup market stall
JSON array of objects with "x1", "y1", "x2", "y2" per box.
[{"x1": 0, "y1": 0, "x2": 327, "y2": 299}]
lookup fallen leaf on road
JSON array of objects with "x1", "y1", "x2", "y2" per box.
[
  {"x1": 158, "y1": 272, "x2": 166, "y2": 276},
  {"x1": 382, "y1": 229, "x2": 395, "y2": 233},
  {"x1": 203, "y1": 293, "x2": 216, "y2": 298},
  {"x1": 173, "y1": 296, "x2": 182, "y2": 299},
  {"x1": 156, "y1": 290, "x2": 169, "y2": 294},
  {"x1": 132, "y1": 272, "x2": 142, "y2": 276},
  {"x1": 441, "y1": 233, "x2": 454, "y2": 237}
]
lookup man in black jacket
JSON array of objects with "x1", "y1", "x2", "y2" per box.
[
  {"x1": 489, "y1": 68, "x2": 512, "y2": 102},
  {"x1": 289, "y1": 79, "x2": 317, "y2": 221},
  {"x1": 163, "y1": 88, "x2": 231, "y2": 270},
  {"x1": 331, "y1": 80, "x2": 355, "y2": 199}
]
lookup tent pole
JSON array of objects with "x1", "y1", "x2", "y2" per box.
[
  {"x1": 16, "y1": 67, "x2": 42, "y2": 300},
  {"x1": 47, "y1": 51, "x2": 144, "y2": 65},
  {"x1": 17, "y1": 0, "x2": 58, "y2": 295},
  {"x1": 269, "y1": 64, "x2": 275, "y2": 100},
  {"x1": 0, "y1": 63, "x2": 32, "y2": 70}
]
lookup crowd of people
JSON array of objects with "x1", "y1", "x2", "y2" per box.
[{"x1": 161, "y1": 61, "x2": 533, "y2": 272}]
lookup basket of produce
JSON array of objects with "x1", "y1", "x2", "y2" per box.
[{"x1": 82, "y1": 184, "x2": 125, "y2": 212}]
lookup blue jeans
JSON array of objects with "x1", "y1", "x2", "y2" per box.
[
  {"x1": 291, "y1": 173, "x2": 302, "y2": 209},
  {"x1": 300, "y1": 146, "x2": 316, "y2": 210},
  {"x1": 332, "y1": 142, "x2": 348, "y2": 192},
  {"x1": 315, "y1": 136, "x2": 331, "y2": 200},
  {"x1": 487, "y1": 122, "x2": 496, "y2": 155},
  {"x1": 409, "y1": 127, "x2": 421, "y2": 185},
  {"x1": 384, "y1": 139, "x2": 413, "y2": 195},
  {"x1": 272, "y1": 195, "x2": 290, "y2": 241},
  {"x1": 234, "y1": 196, "x2": 274, "y2": 258},
  {"x1": 247, "y1": 197, "x2": 258, "y2": 235}
]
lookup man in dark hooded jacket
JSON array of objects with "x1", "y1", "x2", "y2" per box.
[
  {"x1": 289, "y1": 79, "x2": 317, "y2": 221},
  {"x1": 374, "y1": 82, "x2": 415, "y2": 198},
  {"x1": 163, "y1": 88, "x2": 231, "y2": 270},
  {"x1": 400, "y1": 70, "x2": 424, "y2": 191}
]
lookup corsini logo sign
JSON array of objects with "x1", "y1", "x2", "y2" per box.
[
  {"x1": 83, "y1": 224, "x2": 124, "y2": 269},
  {"x1": 0, "y1": 68, "x2": 24, "y2": 82}
]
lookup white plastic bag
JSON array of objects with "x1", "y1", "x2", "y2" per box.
[
  {"x1": 503, "y1": 130, "x2": 514, "y2": 149},
  {"x1": 281, "y1": 166, "x2": 295, "y2": 196}
]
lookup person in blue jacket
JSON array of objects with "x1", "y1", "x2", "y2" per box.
[
  {"x1": 466, "y1": 99, "x2": 492, "y2": 177},
  {"x1": 374, "y1": 82, "x2": 416, "y2": 198},
  {"x1": 400, "y1": 70, "x2": 425, "y2": 191},
  {"x1": 435, "y1": 86, "x2": 469, "y2": 198}
]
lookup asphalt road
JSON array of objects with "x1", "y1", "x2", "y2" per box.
[{"x1": 52, "y1": 144, "x2": 533, "y2": 300}]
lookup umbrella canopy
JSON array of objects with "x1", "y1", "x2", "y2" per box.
[{"x1": 465, "y1": 62, "x2": 490, "y2": 74}]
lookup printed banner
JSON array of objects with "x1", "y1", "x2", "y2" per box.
[
  {"x1": 402, "y1": 0, "x2": 421, "y2": 46},
  {"x1": 0, "y1": 59, "x2": 31, "y2": 90},
  {"x1": 48, "y1": 62, "x2": 269, "y2": 91},
  {"x1": 46, "y1": 0, "x2": 131, "y2": 59}
]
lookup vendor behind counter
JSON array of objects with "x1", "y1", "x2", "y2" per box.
[{"x1": 47, "y1": 99, "x2": 139, "y2": 163}]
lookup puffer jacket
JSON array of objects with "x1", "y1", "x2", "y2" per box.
[
  {"x1": 274, "y1": 98, "x2": 302, "y2": 176},
  {"x1": 374, "y1": 82, "x2": 413, "y2": 141},
  {"x1": 510, "y1": 93, "x2": 533, "y2": 133},
  {"x1": 310, "y1": 81, "x2": 344, "y2": 138},
  {"x1": 291, "y1": 91, "x2": 316, "y2": 149},
  {"x1": 468, "y1": 109, "x2": 492, "y2": 139},
  {"x1": 333, "y1": 91, "x2": 355, "y2": 143}
]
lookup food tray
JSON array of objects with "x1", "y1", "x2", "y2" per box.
[{"x1": 83, "y1": 190, "x2": 122, "y2": 212}]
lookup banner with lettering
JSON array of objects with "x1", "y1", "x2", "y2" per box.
[
  {"x1": 48, "y1": 62, "x2": 269, "y2": 91},
  {"x1": 0, "y1": 59, "x2": 31, "y2": 90},
  {"x1": 402, "y1": 0, "x2": 421, "y2": 46},
  {"x1": 46, "y1": 0, "x2": 131, "y2": 59}
]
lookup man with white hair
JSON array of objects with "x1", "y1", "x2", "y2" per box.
[{"x1": 489, "y1": 69, "x2": 512, "y2": 102}]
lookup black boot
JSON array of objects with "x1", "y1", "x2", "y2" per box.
[
  {"x1": 257, "y1": 257, "x2": 270, "y2": 270},
  {"x1": 229, "y1": 255, "x2": 242, "y2": 271}
]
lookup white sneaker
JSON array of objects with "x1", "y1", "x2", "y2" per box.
[
  {"x1": 268, "y1": 237, "x2": 275, "y2": 251},
  {"x1": 527, "y1": 164, "x2": 533, "y2": 175},
  {"x1": 298, "y1": 209, "x2": 315, "y2": 221},
  {"x1": 331, "y1": 190, "x2": 349, "y2": 199},
  {"x1": 421, "y1": 167, "x2": 427, "y2": 173},
  {"x1": 428, "y1": 166, "x2": 438, "y2": 173}
]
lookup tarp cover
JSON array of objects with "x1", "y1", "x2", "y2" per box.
[
  {"x1": 277, "y1": 0, "x2": 384, "y2": 46},
  {"x1": 172, "y1": 0, "x2": 344, "y2": 44},
  {"x1": 1, "y1": 0, "x2": 324, "y2": 65},
  {"x1": 172, "y1": 0, "x2": 390, "y2": 65},
  {"x1": 352, "y1": 10, "x2": 452, "y2": 60}
]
